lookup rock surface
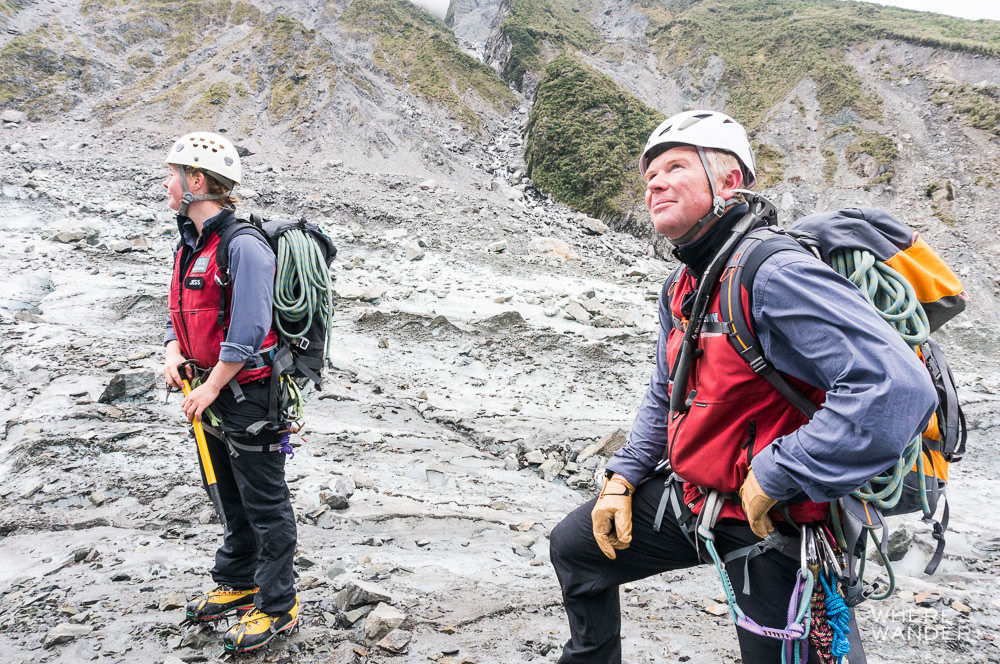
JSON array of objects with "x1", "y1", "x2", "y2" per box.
[{"x1": 0, "y1": 2, "x2": 998, "y2": 664}]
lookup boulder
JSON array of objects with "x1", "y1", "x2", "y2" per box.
[
  {"x1": 538, "y1": 459, "x2": 565, "y2": 481},
  {"x1": 577, "y1": 429, "x2": 628, "y2": 463},
  {"x1": 98, "y1": 370, "x2": 156, "y2": 403},
  {"x1": 43, "y1": 623, "x2": 93, "y2": 648},
  {"x1": 562, "y1": 301, "x2": 591, "y2": 323},
  {"x1": 887, "y1": 523, "x2": 914, "y2": 562},
  {"x1": 360, "y1": 284, "x2": 388, "y2": 303},
  {"x1": 365, "y1": 602, "x2": 407, "y2": 640},
  {"x1": 579, "y1": 216, "x2": 609, "y2": 235},
  {"x1": 1, "y1": 109, "x2": 27, "y2": 123},
  {"x1": 524, "y1": 450, "x2": 544, "y2": 465},
  {"x1": 334, "y1": 580, "x2": 391, "y2": 611},
  {"x1": 377, "y1": 628, "x2": 412, "y2": 653}
]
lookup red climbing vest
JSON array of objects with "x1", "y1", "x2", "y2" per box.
[
  {"x1": 664, "y1": 268, "x2": 830, "y2": 523},
  {"x1": 168, "y1": 226, "x2": 278, "y2": 385}
]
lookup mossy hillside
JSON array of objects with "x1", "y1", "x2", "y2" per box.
[
  {"x1": 846, "y1": 130, "x2": 898, "y2": 189},
  {"x1": 91, "y1": 9, "x2": 336, "y2": 125},
  {"x1": 638, "y1": 0, "x2": 1000, "y2": 129},
  {"x1": 0, "y1": 0, "x2": 28, "y2": 17},
  {"x1": 821, "y1": 147, "x2": 837, "y2": 182},
  {"x1": 253, "y1": 14, "x2": 337, "y2": 121},
  {"x1": 931, "y1": 81, "x2": 1000, "y2": 138},
  {"x1": 0, "y1": 24, "x2": 104, "y2": 118},
  {"x1": 81, "y1": 0, "x2": 260, "y2": 64},
  {"x1": 127, "y1": 53, "x2": 155, "y2": 71},
  {"x1": 925, "y1": 180, "x2": 957, "y2": 226},
  {"x1": 341, "y1": 0, "x2": 514, "y2": 129},
  {"x1": 186, "y1": 81, "x2": 231, "y2": 117},
  {"x1": 752, "y1": 142, "x2": 784, "y2": 189},
  {"x1": 525, "y1": 54, "x2": 663, "y2": 222},
  {"x1": 498, "y1": 0, "x2": 601, "y2": 90}
]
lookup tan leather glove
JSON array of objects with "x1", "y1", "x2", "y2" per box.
[
  {"x1": 740, "y1": 468, "x2": 777, "y2": 539},
  {"x1": 591, "y1": 474, "x2": 635, "y2": 560}
]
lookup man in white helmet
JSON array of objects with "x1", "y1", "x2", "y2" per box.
[
  {"x1": 548, "y1": 111, "x2": 935, "y2": 663},
  {"x1": 161, "y1": 132, "x2": 300, "y2": 653}
]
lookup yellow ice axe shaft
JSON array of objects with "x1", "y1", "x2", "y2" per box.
[
  {"x1": 181, "y1": 378, "x2": 226, "y2": 528},
  {"x1": 181, "y1": 379, "x2": 217, "y2": 483}
]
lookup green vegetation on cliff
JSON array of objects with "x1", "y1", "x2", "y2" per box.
[
  {"x1": 84, "y1": 5, "x2": 335, "y2": 125},
  {"x1": 497, "y1": 0, "x2": 601, "y2": 90},
  {"x1": 931, "y1": 81, "x2": 1000, "y2": 138},
  {"x1": 0, "y1": 0, "x2": 28, "y2": 17},
  {"x1": 255, "y1": 14, "x2": 336, "y2": 120},
  {"x1": 81, "y1": 0, "x2": 259, "y2": 63},
  {"x1": 846, "y1": 129, "x2": 898, "y2": 188},
  {"x1": 0, "y1": 24, "x2": 103, "y2": 118},
  {"x1": 341, "y1": 0, "x2": 514, "y2": 128},
  {"x1": 526, "y1": 54, "x2": 663, "y2": 221},
  {"x1": 752, "y1": 142, "x2": 784, "y2": 189},
  {"x1": 637, "y1": 0, "x2": 1000, "y2": 128}
]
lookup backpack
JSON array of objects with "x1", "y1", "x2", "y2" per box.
[
  {"x1": 215, "y1": 214, "x2": 337, "y2": 432},
  {"x1": 716, "y1": 206, "x2": 966, "y2": 589}
]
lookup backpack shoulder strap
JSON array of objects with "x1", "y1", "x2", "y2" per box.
[
  {"x1": 213, "y1": 218, "x2": 270, "y2": 329},
  {"x1": 215, "y1": 217, "x2": 270, "y2": 282},
  {"x1": 720, "y1": 227, "x2": 819, "y2": 419},
  {"x1": 662, "y1": 265, "x2": 685, "y2": 331}
]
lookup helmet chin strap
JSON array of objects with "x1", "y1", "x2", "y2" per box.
[
  {"x1": 667, "y1": 146, "x2": 737, "y2": 247},
  {"x1": 174, "y1": 166, "x2": 231, "y2": 218}
]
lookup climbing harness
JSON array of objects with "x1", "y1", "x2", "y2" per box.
[
  {"x1": 696, "y1": 491, "x2": 824, "y2": 664},
  {"x1": 698, "y1": 491, "x2": 856, "y2": 664}
]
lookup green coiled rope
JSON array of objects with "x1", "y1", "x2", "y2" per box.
[
  {"x1": 828, "y1": 248, "x2": 931, "y2": 517},
  {"x1": 272, "y1": 228, "x2": 334, "y2": 360}
]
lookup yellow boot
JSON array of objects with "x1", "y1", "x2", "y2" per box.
[
  {"x1": 222, "y1": 595, "x2": 299, "y2": 653},
  {"x1": 184, "y1": 586, "x2": 258, "y2": 623}
]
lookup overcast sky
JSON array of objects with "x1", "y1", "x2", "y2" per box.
[
  {"x1": 409, "y1": 0, "x2": 999, "y2": 22},
  {"x1": 848, "y1": 0, "x2": 1000, "y2": 20}
]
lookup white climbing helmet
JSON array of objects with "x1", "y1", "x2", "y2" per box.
[
  {"x1": 639, "y1": 110, "x2": 756, "y2": 188},
  {"x1": 165, "y1": 131, "x2": 241, "y2": 189}
]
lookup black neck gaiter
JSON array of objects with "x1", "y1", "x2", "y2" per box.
[{"x1": 672, "y1": 203, "x2": 749, "y2": 280}]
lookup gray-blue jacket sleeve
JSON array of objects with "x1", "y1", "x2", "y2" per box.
[
  {"x1": 749, "y1": 251, "x2": 937, "y2": 502},
  {"x1": 164, "y1": 318, "x2": 177, "y2": 346},
  {"x1": 218, "y1": 234, "x2": 275, "y2": 364},
  {"x1": 605, "y1": 282, "x2": 673, "y2": 487}
]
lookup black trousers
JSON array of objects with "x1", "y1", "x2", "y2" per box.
[
  {"x1": 549, "y1": 475, "x2": 865, "y2": 664},
  {"x1": 196, "y1": 381, "x2": 298, "y2": 615}
]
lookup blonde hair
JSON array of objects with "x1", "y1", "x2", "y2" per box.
[
  {"x1": 705, "y1": 149, "x2": 746, "y2": 188},
  {"x1": 705, "y1": 148, "x2": 748, "y2": 203}
]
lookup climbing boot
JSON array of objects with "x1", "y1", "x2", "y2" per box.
[
  {"x1": 222, "y1": 596, "x2": 299, "y2": 653},
  {"x1": 184, "y1": 586, "x2": 259, "y2": 623}
]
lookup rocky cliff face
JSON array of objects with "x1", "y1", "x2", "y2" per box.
[{"x1": 2, "y1": 1, "x2": 1000, "y2": 663}]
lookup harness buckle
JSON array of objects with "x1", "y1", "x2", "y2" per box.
[
  {"x1": 746, "y1": 353, "x2": 771, "y2": 375},
  {"x1": 214, "y1": 268, "x2": 231, "y2": 287}
]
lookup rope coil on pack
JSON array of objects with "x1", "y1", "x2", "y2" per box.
[
  {"x1": 273, "y1": 228, "x2": 335, "y2": 359},
  {"x1": 829, "y1": 247, "x2": 932, "y2": 516}
]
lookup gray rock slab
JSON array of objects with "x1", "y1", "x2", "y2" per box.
[
  {"x1": 365, "y1": 602, "x2": 406, "y2": 641},
  {"x1": 44, "y1": 623, "x2": 93, "y2": 648},
  {"x1": 334, "y1": 580, "x2": 392, "y2": 611},
  {"x1": 98, "y1": 370, "x2": 156, "y2": 403}
]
